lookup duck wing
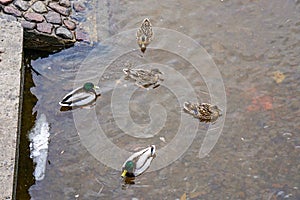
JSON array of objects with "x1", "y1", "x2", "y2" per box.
[
  {"x1": 134, "y1": 156, "x2": 154, "y2": 177},
  {"x1": 59, "y1": 87, "x2": 96, "y2": 107}
]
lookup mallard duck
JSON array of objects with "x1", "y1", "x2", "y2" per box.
[
  {"x1": 183, "y1": 102, "x2": 222, "y2": 122},
  {"x1": 59, "y1": 82, "x2": 100, "y2": 107},
  {"x1": 123, "y1": 67, "x2": 163, "y2": 89},
  {"x1": 121, "y1": 145, "x2": 156, "y2": 178},
  {"x1": 136, "y1": 18, "x2": 153, "y2": 53}
]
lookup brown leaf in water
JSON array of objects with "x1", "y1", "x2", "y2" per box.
[
  {"x1": 272, "y1": 71, "x2": 285, "y2": 83},
  {"x1": 190, "y1": 191, "x2": 207, "y2": 198},
  {"x1": 180, "y1": 192, "x2": 187, "y2": 200}
]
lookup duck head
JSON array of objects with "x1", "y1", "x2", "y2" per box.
[
  {"x1": 83, "y1": 82, "x2": 100, "y2": 92},
  {"x1": 121, "y1": 160, "x2": 135, "y2": 178}
]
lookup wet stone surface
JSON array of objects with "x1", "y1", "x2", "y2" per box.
[
  {"x1": 73, "y1": 2, "x2": 85, "y2": 12},
  {"x1": 75, "y1": 29, "x2": 89, "y2": 42}
]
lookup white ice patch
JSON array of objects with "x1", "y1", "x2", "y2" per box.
[{"x1": 29, "y1": 113, "x2": 50, "y2": 181}]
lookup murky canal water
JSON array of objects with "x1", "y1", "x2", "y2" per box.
[{"x1": 16, "y1": 1, "x2": 299, "y2": 199}]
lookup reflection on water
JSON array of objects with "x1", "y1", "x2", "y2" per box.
[
  {"x1": 17, "y1": 0, "x2": 300, "y2": 199},
  {"x1": 29, "y1": 114, "x2": 50, "y2": 181}
]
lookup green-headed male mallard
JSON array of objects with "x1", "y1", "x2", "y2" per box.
[
  {"x1": 136, "y1": 18, "x2": 153, "y2": 53},
  {"x1": 59, "y1": 82, "x2": 100, "y2": 107},
  {"x1": 123, "y1": 67, "x2": 163, "y2": 89},
  {"x1": 183, "y1": 102, "x2": 222, "y2": 123},
  {"x1": 121, "y1": 145, "x2": 156, "y2": 178}
]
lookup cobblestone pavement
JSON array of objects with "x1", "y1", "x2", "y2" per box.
[{"x1": 0, "y1": 0, "x2": 92, "y2": 50}]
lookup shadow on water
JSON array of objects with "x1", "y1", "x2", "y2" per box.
[
  {"x1": 14, "y1": 44, "x2": 95, "y2": 200},
  {"x1": 14, "y1": 49, "x2": 62, "y2": 200},
  {"x1": 15, "y1": 60, "x2": 36, "y2": 200}
]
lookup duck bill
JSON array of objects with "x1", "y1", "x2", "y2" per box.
[
  {"x1": 140, "y1": 43, "x2": 146, "y2": 53},
  {"x1": 94, "y1": 85, "x2": 100, "y2": 89},
  {"x1": 141, "y1": 47, "x2": 146, "y2": 53},
  {"x1": 121, "y1": 170, "x2": 127, "y2": 178}
]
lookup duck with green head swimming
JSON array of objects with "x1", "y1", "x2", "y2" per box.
[
  {"x1": 121, "y1": 145, "x2": 156, "y2": 181},
  {"x1": 59, "y1": 82, "x2": 101, "y2": 107}
]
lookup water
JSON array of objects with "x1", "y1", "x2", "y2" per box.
[{"x1": 16, "y1": 1, "x2": 300, "y2": 199}]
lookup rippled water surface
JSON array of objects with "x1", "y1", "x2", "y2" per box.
[{"x1": 17, "y1": 0, "x2": 300, "y2": 199}]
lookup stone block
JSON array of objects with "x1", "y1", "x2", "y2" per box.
[
  {"x1": 37, "y1": 22, "x2": 53, "y2": 34},
  {"x1": 32, "y1": 1, "x2": 48, "y2": 13},
  {"x1": 20, "y1": 19, "x2": 36, "y2": 30},
  {"x1": 55, "y1": 26, "x2": 73, "y2": 39},
  {"x1": 3, "y1": 5, "x2": 22, "y2": 17},
  {"x1": 14, "y1": 0, "x2": 30, "y2": 11},
  {"x1": 24, "y1": 12, "x2": 44, "y2": 23},
  {"x1": 48, "y1": 2, "x2": 71, "y2": 16},
  {"x1": 63, "y1": 18, "x2": 76, "y2": 30},
  {"x1": 45, "y1": 11, "x2": 61, "y2": 25}
]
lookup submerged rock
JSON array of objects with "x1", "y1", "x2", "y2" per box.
[
  {"x1": 75, "y1": 29, "x2": 89, "y2": 42},
  {"x1": 73, "y1": 2, "x2": 86, "y2": 12}
]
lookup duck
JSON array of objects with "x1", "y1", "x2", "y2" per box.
[
  {"x1": 59, "y1": 82, "x2": 100, "y2": 107},
  {"x1": 136, "y1": 18, "x2": 153, "y2": 53},
  {"x1": 121, "y1": 145, "x2": 156, "y2": 178},
  {"x1": 123, "y1": 67, "x2": 163, "y2": 89},
  {"x1": 183, "y1": 102, "x2": 222, "y2": 123}
]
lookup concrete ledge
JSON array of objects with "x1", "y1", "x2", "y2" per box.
[{"x1": 0, "y1": 19, "x2": 23, "y2": 200}]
